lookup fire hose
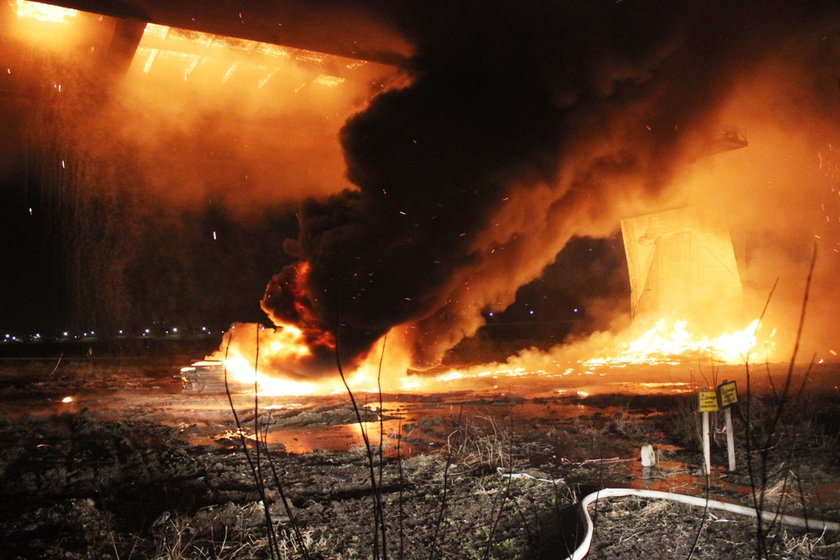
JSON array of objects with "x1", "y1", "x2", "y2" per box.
[
  {"x1": 566, "y1": 487, "x2": 840, "y2": 560},
  {"x1": 497, "y1": 470, "x2": 840, "y2": 560}
]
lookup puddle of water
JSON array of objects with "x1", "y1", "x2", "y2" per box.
[
  {"x1": 5, "y1": 361, "x2": 837, "y2": 498},
  {"x1": 195, "y1": 397, "x2": 640, "y2": 457}
]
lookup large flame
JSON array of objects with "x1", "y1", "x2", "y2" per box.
[
  {"x1": 579, "y1": 318, "x2": 774, "y2": 369},
  {"x1": 204, "y1": 315, "x2": 776, "y2": 397},
  {"x1": 407, "y1": 318, "x2": 777, "y2": 392},
  {"x1": 207, "y1": 322, "x2": 410, "y2": 396}
]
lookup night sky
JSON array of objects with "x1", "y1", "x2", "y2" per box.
[
  {"x1": 0, "y1": 155, "x2": 611, "y2": 341},
  {"x1": 0, "y1": 166, "x2": 300, "y2": 338}
]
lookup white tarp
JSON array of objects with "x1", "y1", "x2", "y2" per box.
[{"x1": 621, "y1": 206, "x2": 742, "y2": 320}]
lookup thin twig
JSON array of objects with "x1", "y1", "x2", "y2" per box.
[
  {"x1": 743, "y1": 277, "x2": 778, "y2": 559},
  {"x1": 771, "y1": 354, "x2": 817, "y2": 533},
  {"x1": 685, "y1": 452, "x2": 711, "y2": 560},
  {"x1": 482, "y1": 412, "x2": 515, "y2": 560},
  {"x1": 396, "y1": 417, "x2": 405, "y2": 560},
  {"x1": 49, "y1": 352, "x2": 63, "y2": 376},
  {"x1": 222, "y1": 329, "x2": 280, "y2": 559},
  {"x1": 428, "y1": 405, "x2": 463, "y2": 560},
  {"x1": 259, "y1": 417, "x2": 311, "y2": 560},
  {"x1": 378, "y1": 336, "x2": 387, "y2": 493},
  {"x1": 747, "y1": 246, "x2": 817, "y2": 558},
  {"x1": 333, "y1": 312, "x2": 388, "y2": 560}
]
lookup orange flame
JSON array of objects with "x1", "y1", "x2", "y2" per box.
[
  {"x1": 581, "y1": 318, "x2": 774, "y2": 369},
  {"x1": 207, "y1": 322, "x2": 403, "y2": 396},
  {"x1": 203, "y1": 316, "x2": 777, "y2": 397}
]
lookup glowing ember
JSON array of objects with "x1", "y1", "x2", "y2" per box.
[{"x1": 60, "y1": 396, "x2": 74, "y2": 403}]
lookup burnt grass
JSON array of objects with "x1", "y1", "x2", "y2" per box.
[{"x1": 0, "y1": 358, "x2": 839, "y2": 559}]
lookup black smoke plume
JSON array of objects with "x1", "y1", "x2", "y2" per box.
[{"x1": 261, "y1": 0, "x2": 840, "y2": 372}]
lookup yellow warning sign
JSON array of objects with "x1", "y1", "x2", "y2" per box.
[
  {"x1": 698, "y1": 388, "x2": 719, "y2": 412},
  {"x1": 717, "y1": 380, "x2": 738, "y2": 408}
]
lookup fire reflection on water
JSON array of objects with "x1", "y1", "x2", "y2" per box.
[
  {"x1": 188, "y1": 353, "x2": 834, "y2": 457},
  {"x1": 199, "y1": 398, "x2": 635, "y2": 457}
]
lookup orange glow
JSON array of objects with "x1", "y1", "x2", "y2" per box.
[
  {"x1": 132, "y1": 22, "x2": 349, "y2": 90},
  {"x1": 580, "y1": 319, "x2": 773, "y2": 369},
  {"x1": 103, "y1": 19, "x2": 403, "y2": 216},
  {"x1": 223, "y1": 353, "x2": 321, "y2": 396},
  {"x1": 8, "y1": 0, "x2": 110, "y2": 52},
  {"x1": 207, "y1": 322, "x2": 379, "y2": 396},
  {"x1": 202, "y1": 316, "x2": 778, "y2": 398},
  {"x1": 15, "y1": 0, "x2": 77, "y2": 23}
]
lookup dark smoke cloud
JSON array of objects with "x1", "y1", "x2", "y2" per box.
[{"x1": 262, "y1": 0, "x2": 840, "y2": 370}]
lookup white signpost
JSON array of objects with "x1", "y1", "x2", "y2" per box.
[
  {"x1": 718, "y1": 380, "x2": 738, "y2": 472},
  {"x1": 698, "y1": 388, "x2": 718, "y2": 474},
  {"x1": 697, "y1": 381, "x2": 738, "y2": 474}
]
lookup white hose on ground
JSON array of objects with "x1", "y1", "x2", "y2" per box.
[{"x1": 564, "y1": 487, "x2": 840, "y2": 560}]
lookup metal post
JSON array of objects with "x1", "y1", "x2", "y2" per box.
[
  {"x1": 725, "y1": 407, "x2": 736, "y2": 471},
  {"x1": 702, "y1": 411, "x2": 712, "y2": 475}
]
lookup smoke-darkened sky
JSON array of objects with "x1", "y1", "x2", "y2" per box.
[{"x1": 261, "y1": 1, "x2": 840, "y2": 369}]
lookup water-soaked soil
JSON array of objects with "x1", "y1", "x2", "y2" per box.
[{"x1": 0, "y1": 356, "x2": 839, "y2": 559}]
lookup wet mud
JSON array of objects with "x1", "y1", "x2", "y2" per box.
[{"x1": 1, "y1": 357, "x2": 839, "y2": 559}]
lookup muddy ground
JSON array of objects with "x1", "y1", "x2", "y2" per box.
[{"x1": 0, "y1": 353, "x2": 839, "y2": 559}]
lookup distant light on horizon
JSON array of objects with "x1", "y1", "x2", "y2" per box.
[{"x1": 7, "y1": 323, "x2": 220, "y2": 341}]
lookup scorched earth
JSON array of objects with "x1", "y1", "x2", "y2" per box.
[{"x1": 1, "y1": 344, "x2": 839, "y2": 560}]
